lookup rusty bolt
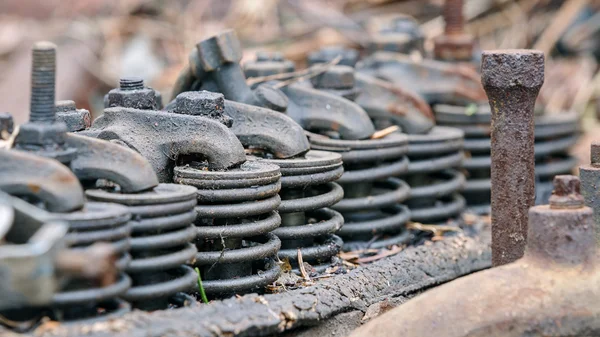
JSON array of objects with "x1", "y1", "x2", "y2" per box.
[
  {"x1": 14, "y1": 42, "x2": 76, "y2": 163},
  {"x1": 311, "y1": 66, "x2": 355, "y2": 90},
  {"x1": 172, "y1": 91, "x2": 232, "y2": 127},
  {"x1": 549, "y1": 175, "x2": 585, "y2": 209},
  {"x1": 55, "y1": 100, "x2": 92, "y2": 132},
  {"x1": 254, "y1": 84, "x2": 289, "y2": 112},
  {"x1": 482, "y1": 49, "x2": 544, "y2": 267},
  {"x1": 579, "y1": 141, "x2": 600, "y2": 244},
  {"x1": 433, "y1": 0, "x2": 475, "y2": 62},
  {"x1": 106, "y1": 77, "x2": 159, "y2": 110},
  {"x1": 0, "y1": 113, "x2": 14, "y2": 139}
]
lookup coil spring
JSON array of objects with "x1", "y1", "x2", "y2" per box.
[
  {"x1": 257, "y1": 150, "x2": 345, "y2": 274},
  {"x1": 435, "y1": 105, "x2": 579, "y2": 214},
  {"x1": 48, "y1": 202, "x2": 132, "y2": 321},
  {"x1": 173, "y1": 161, "x2": 282, "y2": 297},
  {"x1": 86, "y1": 184, "x2": 198, "y2": 310},
  {"x1": 309, "y1": 132, "x2": 412, "y2": 250},
  {"x1": 405, "y1": 126, "x2": 466, "y2": 225}
]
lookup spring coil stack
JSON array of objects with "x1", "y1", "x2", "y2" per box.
[
  {"x1": 48, "y1": 202, "x2": 132, "y2": 321},
  {"x1": 173, "y1": 161, "x2": 282, "y2": 297},
  {"x1": 435, "y1": 104, "x2": 579, "y2": 212},
  {"x1": 258, "y1": 151, "x2": 345, "y2": 273},
  {"x1": 86, "y1": 184, "x2": 199, "y2": 310},
  {"x1": 403, "y1": 127, "x2": 466, "y2": 225},
  {"x1": 309, "y1": 133, "x2": 412, "y2": 250}
]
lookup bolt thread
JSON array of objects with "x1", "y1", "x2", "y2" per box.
[
  {"x1": 119, "y1": 77, "x2": 144, "y2": 90},
  {"x1": 443, "y1": 0, "x2": 464, "y2": 35},
  {"x1": 30, "y1": 42, "x2": 57, "y2": 123}
]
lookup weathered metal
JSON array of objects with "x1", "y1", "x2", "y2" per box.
[
  {"x1": 0, "y1": 192, "x2": 68, "y2": 310},
  {"x1": 86, "y1": 184, "x2": 198, "y2": 309},
  {"x1": 47, "y1": 202, "x2": 132, "y2": 321},
  {"x1": 579, "y1": 141, "x2": 600, "y2": 244},
  {"x1": 404, "y1": 127, "x2": 466, "y2": 224},
  {"x1": 82, "y1": 105, "x2": 246, "y2": 182},
  {"x1": 0, "y1": 150, "x2": 85, "y2": 213},
  {"x1": 364, "y1": 14, "x2": 424, "y2": 55},
  {"x1": 167, "y1": 91, "x2": 310, "y2": 159},
  {"x1": 105, "y1": 77, "x2": 162, "y2": 110},
  {"x1": 435, "y1": 104, "x2": 579, "y2": 213},
  {"x1": 173, "y1": 161, "x2": 282, "y2": 297},
  {"x1": 14, "y1": 42, "x2": 77, "y2": 164},
  {"x1": 351, "y1": 175, "x2": 600, "y2": 337},
  {"x1": 433, "y1": 0, "x2": 475, "y2": 62},
  {"x1": 358, "y1": 52, "x2": 486, "y2": 105},
  {"x1": 55, "y1": 100, "x2": 91, "y2": 132},
  {"x1": 259, "y1": 151, "x2": 345, "y2": 273},
  {"x1": 482, "y1": 49, "x2": 544, "y2": 266},
  {"x1": 0, "y1": 113, "x2": 14, "y2": 138}
]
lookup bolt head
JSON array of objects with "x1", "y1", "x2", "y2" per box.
[
  {"x1": 173, "y1": 91, "x2": 232, "y2": 127},
  {"x1": 55, "y1": 101, "x2": 91, "y2": 132},
  {"x1": 0, "y1": 113, "x2": 14, "y2": 136},
  {"x1": 311, "y1": 65, "x2": 355, "y2": 90},
  {"x1": 549, "y1": 175, "x2": 584, "y2": 209},
  {"x1": 16, "y1": 121, "x2": 67, "y2": 146},
  {"x1": 481, "y1": 50, "x2": 545, "y2": 90},
  {"x1": 107, "y1": 87, "x2": 158, "y2": 110},
  {"x1": 196, "y1": 30, "x2": 242, "y2": 72},
  {"x1": 433, "y1": 33, "x2": 474, "y2": 62}
]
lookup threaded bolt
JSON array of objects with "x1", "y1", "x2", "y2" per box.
[
  {"x1": 119, "y1": 77, "x2": 144, "y2": 90},
  {"x1": 30, "y1": 41, "x2": 57, "y2": 123},
  {"x1": 443, "y1": 0, "x2": 465, "y2": 35}
]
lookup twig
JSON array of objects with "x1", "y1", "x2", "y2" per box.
[
  {"x1": 533, "y1": 0, "x2": 589, "y2": 55},
  {"x1": 356, "y1": 245, "x2": 403, "y2": 264},
  {"x1": 407, "y1": 222, "x2": 463, "y2": 236},
  {"x1": 297, "y1": 248, "x2": 311, "y2": 282},
  {"x1": 371, "y1": 126, "x2": 400, "y2": 139},
  {"x1": 249, "y1": 56, "x2": 341, "y2": 89},
  {"x1": 0, "y1": 125, "x2": 19, "y2": 150}
]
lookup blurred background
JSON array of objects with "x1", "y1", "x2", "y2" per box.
[{"x1": 0, "y1": 0, "x2": 599, "y2": 162}]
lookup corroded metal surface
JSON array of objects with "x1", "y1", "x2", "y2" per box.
[
  {"x1": 350, "y1": 175, "x2": 600, "y2": 337},
  {"x1": 18, "y1": 232, "x2": 490, "y2": 337},
  {"x1": 482, "y1": 49, "x2": 544, "y2": 266}
]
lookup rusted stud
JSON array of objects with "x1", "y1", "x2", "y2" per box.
[
  {"x1": 433, "y1": 0, "x2": 475, "y2": 62},
  {"x1": 579, "y1": 141, "x2": 600, "y2": 244},
  {"x1": 481, "y1": 49, "x2": 544, "y2": 266}
]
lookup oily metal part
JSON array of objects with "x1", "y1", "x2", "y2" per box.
[
  {"x1": 87, "y1": 184, "x2": 198, "y2": 309},
  {"x1": 175, "y1": 161, "x2": 282, "y2": 296},
  {"x1": 66, "y1": 133, "x2": 159, "y2": 193},
  {"x1": 357, "y1": 52, "x2": 486, "y2": 105},
  {"x1": 0, "y1": 192, "x2": 69, "y2": 310},
  {"x1": 24, "y1": 232, "x2": 491, "y2": 337},
  {"x1": 14, "y1": 42, "x2": 77, "y2": 164},
  {"x1": 482, "y1": 49, "x2": 544, "y2": 267},
  {"x1": 404, "y1": 126, "x2": 465, "y2": 224},
  {"x1": 55, "y1": 100, "x2": 91, "y2": 132},
  {"x1": 351, "y1": 175, "x2": 600, "y2": 337},
  {"x1": 0, "y1": 150, "x2": 85, "y2": 213},
  {"x1": 83, "y1": 106, "x2": 246, "y2": 182},
  {"x1": 263, "y1": 152, "x2": 345, "y2": 272}
]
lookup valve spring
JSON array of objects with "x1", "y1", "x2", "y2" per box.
[
  {"x1": 173, "y1": 161, "x2": 282, "y2": 298},
  {"x1": 259, "y1": 150, "x2": 345, "y2": 275},
  {"x1": 309, "y1": 132, "x2": 412, "y2": 251},
  {"x1": 47, "y1": 202, "x2": 132, "y2": 322},
  {"x1": 434, "y1": 104, "x2": 580, "y2": 214},
  {"x1": 86, "y1": 184, "x2": 199, "y2": 310},
  {"x1": 404, "y1": 126, "x2": 466, "y2": 226}
]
